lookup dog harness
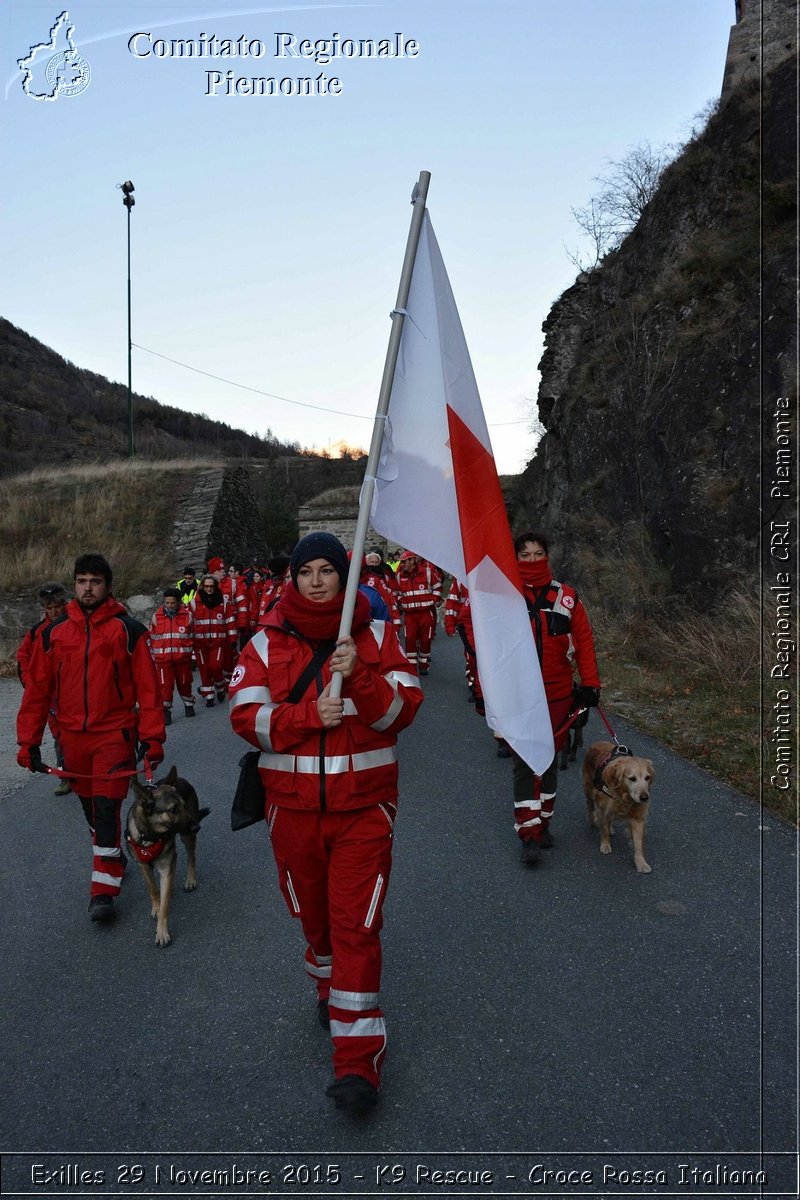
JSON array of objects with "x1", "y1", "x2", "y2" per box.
[
  {"x1": 594, "y1": 743, "x2": 633, "y2": 799},
  {"x1": 126, "y1": 831, "x2": 167, "y2": 863}
]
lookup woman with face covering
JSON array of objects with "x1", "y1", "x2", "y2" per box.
[
  {"x1": 512, "y1": 531, "x2": 601, "y2": 866},
  {"x1": 190, "y1": 574, "x2": 236, "y2": 707},
  {"x1": 229, "y1": 532, "x2": 423, "y2": 1113}
]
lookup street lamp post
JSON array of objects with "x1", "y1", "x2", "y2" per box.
[{"x1": 119, "y1": 180, "x2": 135, "y2": 459}]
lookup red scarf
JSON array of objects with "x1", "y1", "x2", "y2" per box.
[
  {"x1": 126, "y1": 833, "x2": 166, "y2": 863},
  {"x1": 276, "y1": 580, "x2": 372, "y2": 641},
  {"x1": 518, "y1": 559, "x2": 553, "y2": 590}
]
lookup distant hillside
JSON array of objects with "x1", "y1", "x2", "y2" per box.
[{"x1": 0, "y1": 317, "x2": 301, "y2": 475}]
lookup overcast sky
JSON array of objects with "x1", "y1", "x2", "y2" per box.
[{"x1": 3, "y1": 0, "x2": 735, "y2": 473}]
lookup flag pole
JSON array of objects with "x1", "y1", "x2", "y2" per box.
[{"x1": 329, "y1": 169, "x2": 431, "y2": 698}]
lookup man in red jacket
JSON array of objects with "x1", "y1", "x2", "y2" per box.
[
  {"x1": 229, "y1": 532, "x2": 423, "y2": 1113},
  {"x1": 17, "y1": 554, "x2": 165, "y2": 923},
  {"x1": 395, "y1": 551, "x2": 442, "y2": 674}
]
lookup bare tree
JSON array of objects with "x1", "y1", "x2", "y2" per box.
[
  {"x1": 567, "y1": 141, "x2": 673, "y2": 271},
  {"x1": 566, "y1": 196, "x2": 620, "y2": 272}
]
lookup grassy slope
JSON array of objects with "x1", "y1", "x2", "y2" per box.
[{"x1": 0, "y1": 460, "x2": 212, "y2": 597}]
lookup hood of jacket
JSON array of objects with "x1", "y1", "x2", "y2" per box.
[{"x1": 65, "y1": 595, "x2": 128, "y2": 626}]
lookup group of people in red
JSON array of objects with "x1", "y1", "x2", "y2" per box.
[
  {"x1": 149, "y1": 554, "x2": 292, "y2": 720},
  {"x1": 14, "y1": 527, "x2": 600, "y2": 1116}
]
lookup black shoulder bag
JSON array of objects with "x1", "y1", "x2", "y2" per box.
[{"x1": 230, "y1": 639, "x2": 337, "y2": 830}]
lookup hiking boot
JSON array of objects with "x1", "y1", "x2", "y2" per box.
[
  {"x1": 317, "y1": 1000, "x2": 330, "y2": 1030},
  {"x1": 164, "y1": 708, "x2": 172, "y2": 726},
  {"x1": 326, "y1": 1075, "x2": 379, "y2": 1113},
  {"x1": 496, "y1": 739, "x2": 512, "y2": 758},
  {"x1": 216, "y1": 688, "x2": 227, "y2": 702},
  {"x1": 184, "y1": 704, "x2": 195, "y2": 718},
  {"x1": 539, "y1": 828, "x2": 555, "y2": 849},
  {"x1": 205, "y1": 699, "x2": 215, "y2": 709},
  {"x1": 53, "y1": 778, "x2": 72, "y2": 796},
  {"x1": 521, "y1": 839, "x2": 542, "y2": 867},
  {"x1": 89, "y1": 895, "x2": 115, "y2": 923}
]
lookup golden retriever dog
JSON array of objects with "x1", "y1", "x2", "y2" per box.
[{"x1": 583, "y1": 741, "x2": 655, "y2": 873}]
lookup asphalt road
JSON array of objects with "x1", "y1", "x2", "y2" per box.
[{"x1": 0, "y1": 635, "x2": 796, "y2": 1198}]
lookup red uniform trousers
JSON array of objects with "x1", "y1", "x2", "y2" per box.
[
  {"x1": 59, "y1": 728, "x2": 136, "y2": 897},
  {"x1": 402, "y1": 608, "x2": 436, "y2": 672},
  {"x1": 511, "y1": 694, "x2": 573, "y2": 843},
  {"x1": 269, "y1": 804, "x2": 394, "y2": 1090},
  {"x1": 157, "y1": 659, "x2": 194, "y2": 709},
  {"x1": 221, "y1": 640, "x2": 237, "y2": 685},
  {"x1": 195, "y1": 644, "x2": 226, "y2": 702}
]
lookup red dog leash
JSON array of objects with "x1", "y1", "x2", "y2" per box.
[
  {"x1": 596, "y1": 704, "x2": 630, "y2": 755},
  {"x1": 33, "y1": 760, "x2": 155, "y2": 784},
  {"x1": 552, "y1": 705, "x2": 587, "y2": 741}
]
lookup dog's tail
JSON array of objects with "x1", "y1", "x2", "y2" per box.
[{"x1": 197, "y1": 807, "x2": 211, "y2": 821}]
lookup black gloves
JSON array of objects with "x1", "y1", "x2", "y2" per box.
[
  {"x1": 577, "y1": 685, "x2": 601, "y2": 708},
  {"x1": 137, "y1": 741, "x2": 164, "y2": 767},
  {"x1": 17, "y1": 745, "x2": 43, "y2": 772}
]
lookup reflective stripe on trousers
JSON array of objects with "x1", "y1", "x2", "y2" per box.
[{"x1": 269, "y1": 804, "x2": 393, "y2": 1088}]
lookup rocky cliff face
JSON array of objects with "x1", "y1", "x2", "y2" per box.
[{"x1": 512, "y1": 56, "x2": 795, "y2": 607}]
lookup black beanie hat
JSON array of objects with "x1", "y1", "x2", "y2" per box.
[
  {"x1": 268, "y1": 554, "x2": 291, "y2": 577},
  {"x1": 290, "y1": 532, "x2": 349, "y2": 588},
  {"x1": 38, "y1": 581, "x2": 67, "y2": 603}
]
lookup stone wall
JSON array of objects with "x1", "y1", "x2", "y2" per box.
[
  {"x1": 298, "y1": 497, "x2": 403, "y2": 558},
  {"x1": 722, "y1": 0, "x2": 796, "y2": 99},
  {"x1": 171, "y1": 466, "x2": 226, "y2": 569}
]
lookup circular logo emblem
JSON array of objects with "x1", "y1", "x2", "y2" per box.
[
  {"x1": 45, "y1": 50, "x2": 91, "y2": 97},
  {"x1": 561, "y1": 594, "x2": 575, "y2": 610},
  {"x1": 230, "y1": 665, "x2": 246, "y2": 689}
]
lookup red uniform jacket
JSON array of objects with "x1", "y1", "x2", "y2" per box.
[
  {"x1": 361, "y1": 570, "x2": 402, "y2": 627},
  {"x1": 149, "y1": 605, "x2": 193, "y2": 661},
  {"x1": 219, "y1": 576, "x2": 250, "y2": 630},
  {"x1": 522, "y1": 579, "x2": 600, "y2": 702},
  {"x1": 396, "y1": 563, "x2": 442, "y2": 612},
  {"x1": 247, "y1": 582, "x2": 265, "y2": 631},
  {"x1": 16, "y1": 597, "x2": 164, "y2": 748},
  {"x1": 443, "y1": 582, "x2": 468, "y2": 636},
  {"x1": 229, "y1": 613, "x2": 423, "y2": 812},
  {"x1": 256, "y1": 575, "x2": 287, "y2": 628},
  {"x1": 16, "y1": 615, "x2": 53, "y2": 686},
  {"x1": 190, "y1": 594, "x2": 237, "y2": 647},
  {"x1": 233, "y1": 574, "x2": 250, "y2": 630}
]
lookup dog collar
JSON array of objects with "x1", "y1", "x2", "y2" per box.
[
  {"x1": 126, "y1": 832, "x2": 167, "y2": 863},
  {"x1": 595, "y1": 744, "x2": 632, "y2": 798}
]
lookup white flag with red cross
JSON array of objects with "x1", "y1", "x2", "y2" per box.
[{"x1": 369, "y1": 210, "x2": 553, "y2": 774}]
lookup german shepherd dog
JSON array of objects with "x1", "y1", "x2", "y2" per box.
[{"x1": 126, "y1": 766, "x2": 210, "y2": 946}]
